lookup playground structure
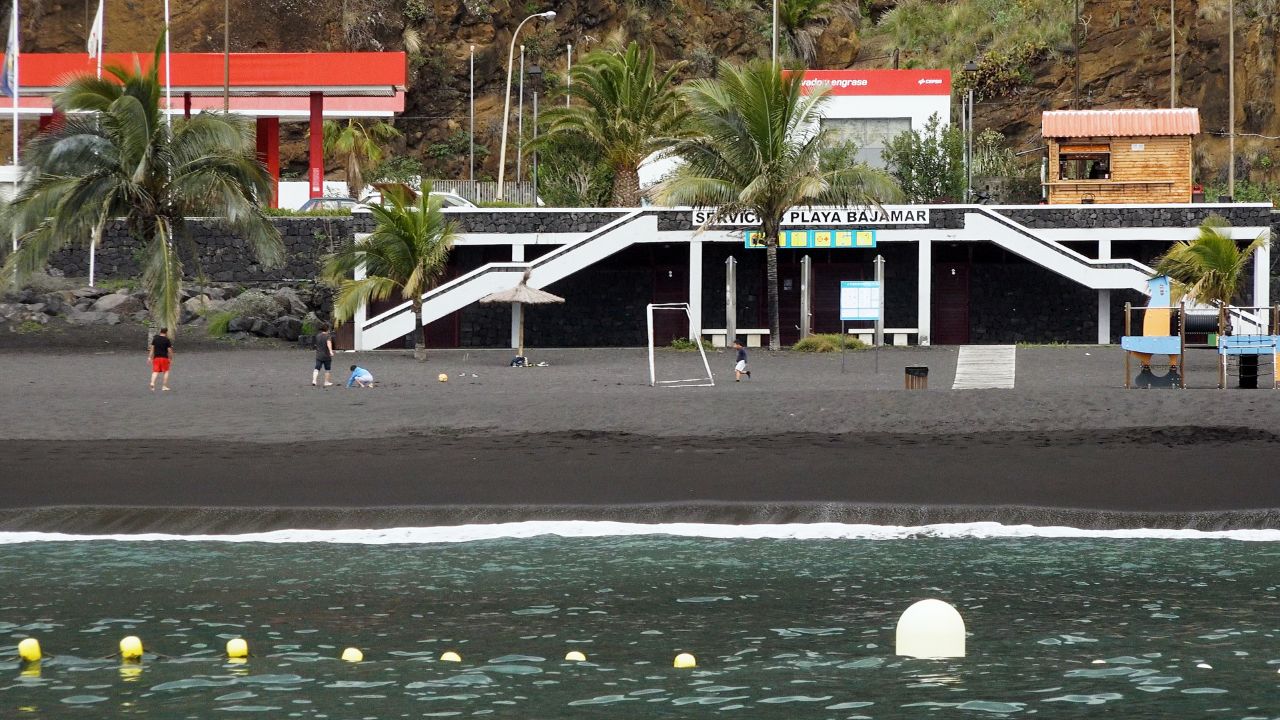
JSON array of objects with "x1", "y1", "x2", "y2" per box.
[{"x1": 1121, "y1": 276, "x2": 1280, "y2": 389}]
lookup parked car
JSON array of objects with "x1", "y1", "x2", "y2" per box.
[{"x1": 297, "y1": 191, "x2": 476, "y2": 213}]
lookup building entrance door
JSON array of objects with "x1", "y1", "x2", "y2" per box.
[
  {"x1": 652, "y1": 266, "x2": 689, "y2": 344},
  {"x1": 932, "y1": 261, "x2": 970, "y2": 344}
]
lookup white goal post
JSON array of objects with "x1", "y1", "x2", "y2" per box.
[{"x1": 647, "y1": 303, "x2": 716, "y2": 388}]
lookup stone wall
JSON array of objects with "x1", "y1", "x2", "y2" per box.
[
  {"x1": 1000, "y1": 205, "x2": 1272, "y2": 229},
  {"x1": 969, "y1": 261, "x2": 1098, "y2": 344},
  {"x1": 48, "y1": 217, "x2": 358, "y2": 283}
]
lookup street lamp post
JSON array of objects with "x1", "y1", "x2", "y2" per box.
[
  {"x1": 496, "y1": 10, "x2": 556, "y2": 201},
  {"x1": 517, "y1": 45, "x2": 525, "y2": 184},
  {"x1": 963, "y1": 60, "x2": 977, "y2": 201},
  {"x1": 529, "y1": 64, "x2": 542, "y2": 204},
  {"x1": 771, "y1": 0, "x2": 778, "y2": 67}
]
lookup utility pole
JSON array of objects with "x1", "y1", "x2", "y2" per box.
[
  {"x1": 1074, "y1": 0, "x2": 1082, "y2": 109},
  {"x1": 1169, "y1": 0, "x2": 1176, "y2": 108},
  {"x1": 1228, "y1": 0, "x2": 1236, "y2": 199}
]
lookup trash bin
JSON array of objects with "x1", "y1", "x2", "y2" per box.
[{"x1": 905, "y1": 366, "x2": 929, "y2": 390}]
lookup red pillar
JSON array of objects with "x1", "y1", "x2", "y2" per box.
[
  {"x1": 183, "y1": 92, "x2": 192, "y2": 119},
  {"x1": 255, "y1": 117, "x2": 281, "y2": 208},
  {"x1": 308, "y1": 92, "x2": 324, "y2": 198}
]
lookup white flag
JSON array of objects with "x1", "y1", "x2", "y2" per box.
[{"x1": 87, "y1": 1, "x2": 103, "y2": 60}]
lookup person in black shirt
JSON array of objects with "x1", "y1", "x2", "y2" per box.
[
  {"x1": 149, "y1": 327, "x2": 174, "y2": 391},
  {"x1": 312, "y1": 322, "x2": 335, "y2": 387},
  {"x1": 733, "y1": 339, "x2": 751, "y2": 382}
]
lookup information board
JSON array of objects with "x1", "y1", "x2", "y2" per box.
[
  {"x1": 745, "y1": 229, "x2": 876, "y2": 249},
  {"x1": 840, "y1": 280, "x2": 881, "y2": 321}
]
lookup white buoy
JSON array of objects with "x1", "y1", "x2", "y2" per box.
[
  {"x1": 564, "y1": 651, "x2": 587, "y2": 662},
  {"x1": 895, "y1": 599, "x2": 966, "y2": 658},
  {"x1": 439, "y1": 651, "x2": 462, "y2": 662},
  {"x1": 673, "y1": 652, "x2": 697, "y2": 668}
]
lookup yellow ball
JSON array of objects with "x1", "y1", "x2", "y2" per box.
[
  {"x1": 564, "y1": 651, "x2": 587, "y2": 662},
  {"x1": 437, "y1": 373, "x2": 449, "y2": 383},
  {"x1": 439, "y1": 651, "x2": 462, "y2": 662},
  {"x1": 341, "y1": 647, "x2": 364, "y2": 663},
  {"x1": 673, "y1": 652, "x2": 697, "y2": 669},
  {"x1": 119, "y1": 636, "x2": 144, "y2": 660},
  {"x1": 226, "y1": 638, "x2": 249, "y2": 659},
  {"x1": 17, "y1": 638, "x2": 41, "y2": 663}
]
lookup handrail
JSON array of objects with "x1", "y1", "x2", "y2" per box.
[
  {"x1": 972, "y1": 207, "x2": 1155, "y2": 275},
  {"x1": 362, "y1": 208, "x2": 649, "y2": 331}
]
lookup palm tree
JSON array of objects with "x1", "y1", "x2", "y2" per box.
[
  {"x1": 0, "y1": 37, "x2": 282, "y2": 332},
  {"x1": 1154, "y1": 216, "x2": 1267, "y2": 308},
  {"x1": 322, "y1": 118, "x2": 402, "y2": 199},
  {"x1": 658, "y1": 60, "x2": 901, "y2": 350},
  {"x1": 776, "y1": 0, "x2": 835, "y2": 65},
  {"x1": 534, "y1": 41, "x2": 691, "y2": 207},
  {"x1": 324, "y1": 189, "x2": 456, "y2": 361}
]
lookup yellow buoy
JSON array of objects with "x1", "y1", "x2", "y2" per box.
[
  {"x1": 226, "y1": 638, "x2": 249, "y2": 659},
  {"x1": 119, "y1": 636, "x2": 144, "y2": 661},
  {"x1": 438, "y1": 373, "x2": 449, "y2": 383},
  {"x1": 439, "y1": 651, "x2": 462, "y2": 662},
  {"x1": 564, "y1": 651, "x2": 587, "y2": 662},
  {"x1": 17, "y1": 638, "x2": 41, "y2": 663},
  {"x1": 673, "y1": 652, "x2": 697, "y2": 668},
  {"x1": 341, "y1": 647, "x2": 364, "y2": 663}
]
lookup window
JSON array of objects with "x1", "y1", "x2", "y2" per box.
[
  {"x1": 821, "y1": 117, "x2": 912, "y2": 168},
  {"x1": 1058, "y1": 144, "x2": 1111, "y2": 180}
]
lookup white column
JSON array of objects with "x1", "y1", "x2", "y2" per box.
[
  {"x1": 1097, "y1": 238, "x2": 1112, "y2": 345},
  {"x1": 353, "y1": 233, "x2": 369, "y2": 350},
  {"x1": 688, "y1": 239, "x2": 703, "y2": 339},
  {"x1": 917, "y1": 239, "x2": 932, "y2": 346},
  {"x1": 511, "y1": 243, "x2": 526, "y2": 351},
  {"x1": 1253, "y1": 234, "x2": 1270, "y2": 319}
]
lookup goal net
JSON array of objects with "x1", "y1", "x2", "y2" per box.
[{"x1": 647, "y1": 303, "x2": 716, "y2": 388}]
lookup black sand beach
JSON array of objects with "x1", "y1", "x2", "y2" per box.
[{"x1": 2, "y1": 344, "x2": 1279, "y2": 532}]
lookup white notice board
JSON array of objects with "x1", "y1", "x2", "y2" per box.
[{"x1": 840, "y1": 280, "x2": 881, "y2": 321}]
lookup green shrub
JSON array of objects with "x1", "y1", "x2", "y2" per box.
[
  {"x1": 669, "y1": 336, "x2": 713, "y2": 352},
  {"x1": 791, "y1": 333, "x2": 867, "y2": 352},
  {"x1": 300, "y1": 319, "x2": 317, "y2": 337},
  {"x1": 16, "y1": 320, "x2": 48, "y2": 334},
  {"x1": 207, "y1": 311, "x2": 234, "y2": 336},
  {"x1": 476, "y1": 200, "x2": 527, "y2": 208}
]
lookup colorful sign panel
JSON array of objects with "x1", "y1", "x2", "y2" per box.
[
  {"x1": 745, "y1": 229, "x2": 877, "y2": 249},
  {"x1": 840, "y1": 280, "x2": 881, "y2": 321}
]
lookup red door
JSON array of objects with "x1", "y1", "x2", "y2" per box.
[
  {"x1": 652, "y1": 266, "x2": 689, "y2": 343},
  {"x1": 932, "y1": 262, "x2": 970, "y2": 345}
]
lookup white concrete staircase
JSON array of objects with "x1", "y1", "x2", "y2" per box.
[
  {"x1": 357, "y1": 210, "x2": 657, "y2": 350},
  {"x1": 968, "y1": 209, "x2": 1155, "y2": 293}
]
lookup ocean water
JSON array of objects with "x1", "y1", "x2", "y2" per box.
[{"x1": 2, "y1": 528, "x2": 1279, "y2": 718}]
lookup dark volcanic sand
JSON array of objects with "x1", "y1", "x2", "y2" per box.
[{"x1": 2, "y1": 345, "x2": 1278, "y2": 532}]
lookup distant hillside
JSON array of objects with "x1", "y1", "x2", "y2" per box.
[{"x1": 18, "y1": 0, "x2": 1279, "y2": 194}]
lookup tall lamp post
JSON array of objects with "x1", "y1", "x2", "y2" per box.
[
  {"x1": 963, "y1": 60, "x2": 978, "y2": 201},
  {"x1": 771, "y1": 0, "x2": 778, "y2": 67},
  {"x1": 529, "y1": 64, "x2": 542, "y2": 204},
  {"x1": 1228, "y1": 0, "x2": 1235, "y2": 199},
  {"x1": 496, "y1": 10, "x2": 556, "y2": 201}
]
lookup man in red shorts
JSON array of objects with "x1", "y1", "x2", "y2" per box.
[{"x1": 149, "y1": 327, "x2": 174, "y2": 391}]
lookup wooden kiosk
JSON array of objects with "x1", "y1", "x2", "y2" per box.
[{"x1": 1043, "y1": 108, "x2": 1199, "y2": 204}]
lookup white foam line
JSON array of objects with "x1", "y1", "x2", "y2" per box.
[{"x1": 1, "y1": 521, "x2": 1278, "y2": 544}]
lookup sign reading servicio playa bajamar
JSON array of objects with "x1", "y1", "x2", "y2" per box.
[{"x1": 691, "y1": 206, "x2": 930, "y2": 227}]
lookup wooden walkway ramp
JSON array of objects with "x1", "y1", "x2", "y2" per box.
[{"x1": 952, "y1": 345, "x2": 1017, "y2": 389}]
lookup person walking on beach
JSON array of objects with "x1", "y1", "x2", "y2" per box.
[
  {"x1": 149, "y1": 327, "x2": 173, "y2": 391},
  {"x1": 346, "y1": 364, "x2": 374, "y2": 388},
  {"x1": 313, "y1": 323, "x2": 335, "y2": 387},
  {"x1": 733, "y1": 339, "x2": 751, "y2": 382}
]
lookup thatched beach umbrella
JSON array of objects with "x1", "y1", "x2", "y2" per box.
[{"x1": 479, "y1": 271, "x2": 564, "y2": 358}]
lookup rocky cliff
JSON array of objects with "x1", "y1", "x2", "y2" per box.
[{"x1": 19, "y1": 0, "x2": 1279, "y2": 190}]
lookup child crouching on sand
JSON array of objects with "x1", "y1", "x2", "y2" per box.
[{"x1": 347, "y1": 365, "x2": 375, "y2": 388}]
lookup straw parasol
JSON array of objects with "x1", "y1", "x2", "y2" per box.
[{"x1": 479, "y1": 270, "x2": 565, "y2": 358}]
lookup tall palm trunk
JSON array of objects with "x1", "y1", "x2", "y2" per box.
[
  {"x1": 764, "y1": 220, "x2": 781, "y2": 350},
  {"x1": 412, "y1": 297, "x2": 427, "y2": 362},
  {"x1": 611, "y1": 166, "x2": 642, "y2": 207}
]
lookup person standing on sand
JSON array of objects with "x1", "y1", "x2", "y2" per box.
[
  {"x1": 313, "y1": 323, "x2": 335, "y2": 387},
  {"x1": 149, "y1": 327, "x2": 173, "y2": 391},
  {"x1": 733, "y1": 339, "x2": 751, "y2": 382}
]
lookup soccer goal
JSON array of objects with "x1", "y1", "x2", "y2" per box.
[{"x1": 647, "y1": 303, "x2": 716, "y2": 388}]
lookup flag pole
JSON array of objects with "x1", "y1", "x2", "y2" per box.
[
  {"x1": 10, "y1": 0, "x2": 19, "y2": 252},
  {"x1": 163, "y1": 0, "x2": 171, "y2": 127}
]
